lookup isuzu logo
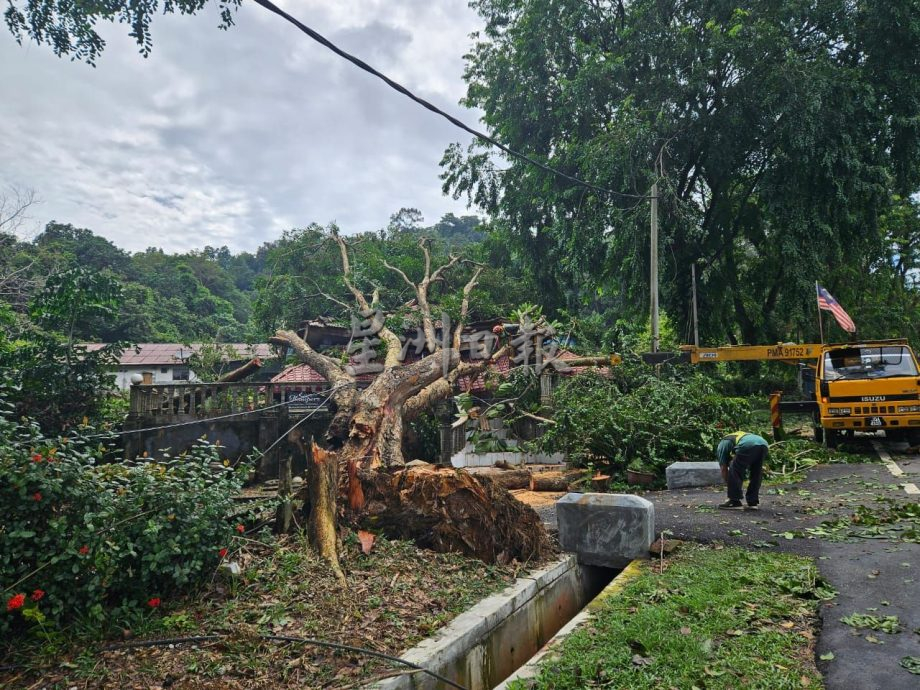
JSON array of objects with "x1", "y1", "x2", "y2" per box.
[{"x1": 861, "y1": 396, "x2": 886, "y2": 402}]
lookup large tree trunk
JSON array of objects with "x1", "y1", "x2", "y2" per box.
[{"x1": 338, "y1": 350, "x2": 460, "y2": 469}]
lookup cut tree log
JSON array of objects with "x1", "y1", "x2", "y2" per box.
[
  {"x1": 529, "y1": 473, "x2": 570, "y2": 492},
  {"x1": 355, "y1": 466, "x2": 552, "y2": 564},
  {"x1": 490, "y1": 469, "x2": 533, "y2": 490},
  {"x1": 307, "y1": 440, "x2": 345, "y2": 585}
]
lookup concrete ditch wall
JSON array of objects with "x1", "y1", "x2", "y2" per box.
[
  {"x1": 494, "y1": 560, "x2": 645, "y2": 689},
  {"x1": 365, "y1": 556, "x2": 612, "y2": 690}
]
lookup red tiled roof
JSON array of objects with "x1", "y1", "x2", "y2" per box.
[
  {"x1": 80, "y1": 343, "x2": 274, "y2": 366},
  {"x1": 271, "y1": 363, "x2": 327, "y2": 384}
]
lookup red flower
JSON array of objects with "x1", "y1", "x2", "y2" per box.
[
  {"x1": 6, "y1": 593, "x2": 25, "y2": 612},
  {"x1": 218, "y1": 548, "x2": 228, "y2": 559},
  {"x1": 79, "y1": 545, "x2": 89, "y2": 555},
  {"x1": 32, "y1": 492, "x2": 42, "y2": 502},
  {"x1": 30, "y1": 589, "x2": 45, "y2": 602},
  {"x1": 235, "y1": 524, "x2": 245, "y2": 534},
  {"x1": 147, "y1": 597, "x2": 161, "y2": 608},
  {"x1": 32, "y1": 453, "x2": 43, "y2": 463}
]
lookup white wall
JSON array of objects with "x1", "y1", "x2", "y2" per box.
[{"x1": 113, "y1": 366, "x2": 201, "y2": 390}]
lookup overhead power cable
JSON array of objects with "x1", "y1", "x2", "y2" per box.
[{"x1": 250, "y1": 0, "x2": 650, "y2": 201}]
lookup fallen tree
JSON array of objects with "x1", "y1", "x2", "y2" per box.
[{"x1": 271, "y1": 228, "x2": 553, "y2": 571}]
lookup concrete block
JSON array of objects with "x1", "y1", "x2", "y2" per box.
[
  {"x1": 666, "y1": 461, "x2": 723, "y2": 489},
  {"x1": 556, "y1": 493, "x2": 655, "y2": 568}
]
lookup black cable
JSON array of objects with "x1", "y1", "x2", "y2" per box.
[
  {"x1": 101, "y1": 634, "x2": 468, "y2": 689},
  {"x1": 250, "y1": 0, "x2": 649, "y2": 202}
]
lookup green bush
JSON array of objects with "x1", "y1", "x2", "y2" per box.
[
  {"x1": 0, "y1": 398, "x2": 249, "y2": 637},
  {"x1": 537, "y1": 361, "x2": 751, "y2": 474}
]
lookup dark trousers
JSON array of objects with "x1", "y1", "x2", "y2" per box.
[{"x1": 727, "y1": 445, "x2": 766, "y2": 504}]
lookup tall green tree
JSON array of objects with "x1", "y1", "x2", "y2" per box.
[{"x1": 444, "y1": 0, "x2": 920, "y2": 345}]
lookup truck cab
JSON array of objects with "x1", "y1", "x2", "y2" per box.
[{"x1": 816, "y1": 340, "x2": 920, "y2": 446}]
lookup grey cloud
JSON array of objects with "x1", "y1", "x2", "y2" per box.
[{"x1": 0, "y1": 1, "x2": 480, "y2": 252}]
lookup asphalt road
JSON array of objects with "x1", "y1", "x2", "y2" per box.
[{"x1": 540, "y1": 444, "x2": 920, "y2": 689}]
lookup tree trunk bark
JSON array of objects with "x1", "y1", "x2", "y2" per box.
[
  {"x1": 307, "y1": 440, "x2": 345, "y2": 585},
  {"x1": 218, "y1": 357, "x2": 262, "y2": 383},
  {"x1": 490, "y1": 469, "x2": 533, "y2": 490},
  {"x1": 529, "y1": 473, "x2": 570, "y2": 492},
  {"x1": 339, "y1": 350, "x2": 460, "y2": 468}
]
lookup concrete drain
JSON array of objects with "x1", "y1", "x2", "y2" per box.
[{"x1": 365, "y1": 556, "x2": 620, "y2": 690}]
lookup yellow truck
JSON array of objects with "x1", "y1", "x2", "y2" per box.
[{"x1": 666, "y1": 339, "x2": 920, "y2": 447}]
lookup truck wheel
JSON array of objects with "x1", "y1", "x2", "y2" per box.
[
  {"x1": 813, "y1": 425, "x2": 824, "y2": 443},
  {"x1": 826, "y1": 430, "x2": 839, "y2": 449},
  {"x1": 886, "y1": 429, "x2": 907, "y2": 443},
  {"x1": 908, "y1": 429, "x2": 920, "y2": 447}
]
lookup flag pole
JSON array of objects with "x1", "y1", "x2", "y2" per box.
[{"x1": 815, "y1": 281, "x2": 825, "y2": 344}]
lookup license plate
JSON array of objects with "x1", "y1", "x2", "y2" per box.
[{"x1": 869, "y1": 417, "x2": 883, "y2": 427}]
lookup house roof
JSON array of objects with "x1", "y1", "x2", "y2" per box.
[{"x1": 80, "y1": 343, "x2": 274, "y2": 366}]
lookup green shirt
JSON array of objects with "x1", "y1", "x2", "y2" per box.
[{"x1": 716, "y1": 432, "x2": 768, "y2": 466}]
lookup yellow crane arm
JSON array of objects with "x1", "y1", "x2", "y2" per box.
[{"x1": 679, "y1": 343, "x2": 823, "y2": 364}]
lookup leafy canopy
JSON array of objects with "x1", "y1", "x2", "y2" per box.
[
  {"x1": 445, "y1": 0, "x2": 920, "y2": 345},
  {"x1": 4, "y1": 0, "x2": 241, "y2": 64}
]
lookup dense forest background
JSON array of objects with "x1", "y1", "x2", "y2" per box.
[
  {"x1": 1, "y1": 192, "x2": 918, "y2": 353},
  {"x1": 0, "y1": 209, "x2": 524, "y2": 345}
]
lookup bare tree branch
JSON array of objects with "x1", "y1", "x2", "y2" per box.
[
  {"x1": 453, "y1": 265, "x2": 484, "y2": 349},
  {"x1": 270, "y1": 329, "x2": 351, "y2": 386},
  {"x1": 381, "y1": 259, "x2": 414, "y2": 290},
  {"x1": 0, "y1": 187, "x2": 37, "y2": 235},
  {"x1": 330, "y1": 228, "x2": 402, "y2": 366}
]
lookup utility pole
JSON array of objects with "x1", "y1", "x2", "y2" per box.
[
  {"x1": 650, "y1": 160, "x2": 660, "y2": 352},
  {"x1": 691, "y1": 262, "x2": 700, "y2": 347}
]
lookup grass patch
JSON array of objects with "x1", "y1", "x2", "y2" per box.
[
  {"x1": 512, "y1": 544, "x2": 831, "y2": 690},
  {"x1": 1, "y1": 532, "x2": 518, "y2": 688}
]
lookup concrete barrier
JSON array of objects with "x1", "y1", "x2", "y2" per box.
[
  {"x1": 556, "y1": 493, "x2": 655, "y2": 568},
  {"x1": 364, "y1": 556, "x2": 610, "y2": 690},
  {"x1": 665, "y1": 461, "x2": 723, "y2": 489}
]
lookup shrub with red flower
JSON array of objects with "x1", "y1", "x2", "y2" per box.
[
  {"x1": 2, "y1": 415, "x2": 249, "y2": 636},
  {"x1": 6, "y1": 593, "x2": 25, "y2": 612},
  {"x1": 218, "y1": 548, "x2": 228, "y2": 558},
  {"x1": 236, "y1": 524, "x2": 245, "y2": 534}
]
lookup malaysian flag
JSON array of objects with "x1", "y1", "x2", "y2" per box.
[{"x1": 816, "y1": 284, "x2": 856, "y2": 333}]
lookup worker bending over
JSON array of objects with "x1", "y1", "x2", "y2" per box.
[{"x1": 715, "y1": 431, "x2": 768, "y2": 510}]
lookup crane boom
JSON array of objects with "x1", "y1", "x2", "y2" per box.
[{"x1": 679, "y1": 343, "x2": 822, "y2": 364}]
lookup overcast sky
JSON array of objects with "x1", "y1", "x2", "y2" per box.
[{"x1": 0, "y1": 0, "x2": 482, "y2": 253}]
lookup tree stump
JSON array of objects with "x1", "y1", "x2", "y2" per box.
[{"x1": 307, "y1": 441, "x2": 345, "y2": 584}]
